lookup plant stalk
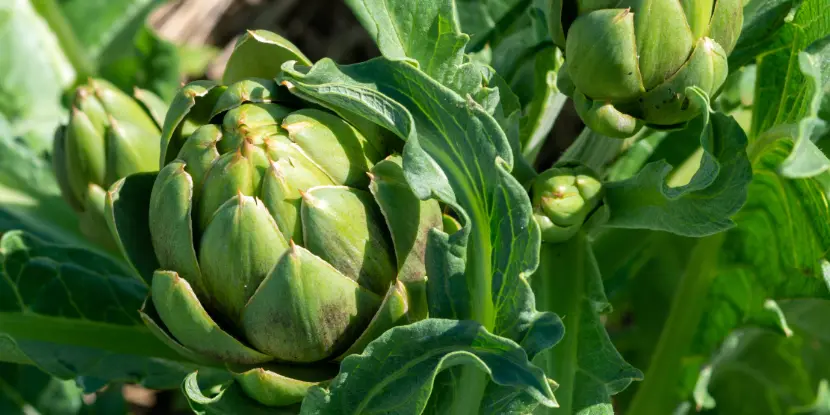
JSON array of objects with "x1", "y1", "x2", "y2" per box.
[
  {"x1": 530, "y1": 232, "x2": 589, "y2": 414},
  {"x1": 30, "y1": 0, "x2": 96, "y2": 81},
  {"x1": 447, "y1": 223, "x2": 494, "y2": 415},
  {"x1": 626, "y1": 232, "x2": 725, "y2": 415}
]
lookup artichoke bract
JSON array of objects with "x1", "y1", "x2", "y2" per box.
[
  {"x1": 550, "y1": 0, "x2": 743, "y2": 137},
  {"x1": 107, "y1": 30, "x2": 441, "y2": 408},
  {"x1": 53, "y1": 78, "x2": 164, "y2": 249},
  {"x1": 532, "y1": 165, "x2": 603, "y2": 243}
]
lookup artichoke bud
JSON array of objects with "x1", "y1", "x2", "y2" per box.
[
  {"x1": 553, "y1": 0, "x2": 743, "y2": 136},
  {"x1": 54, "y1": 78, "x2": 162, "y2": 250},
  {"x1": 301, "y1": 186, "x2": 397, "y2": 294},
  {"x1": 114, "y1": 31, "x2": 445, "y2": 408},
  {"x1": 532, "y1": 165, "x2": 603, "y2": 243}
]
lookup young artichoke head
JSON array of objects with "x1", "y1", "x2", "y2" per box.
[
  {"x1": 550, "y1": 0, "x2": 743, "y2": 137},
  {"x1": 53, "y1": 79, "x2": 164, "y2": 249},
  {"x1": 532, "y1": 165, "x2": 603, "y2": 243},
  {"x1": 107, "y1": 31, "x2": 441, "y2": 408}
]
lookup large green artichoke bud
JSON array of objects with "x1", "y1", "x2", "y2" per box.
[
  {"x1": 532, "y1": 165, "x2": 603, "y2": 243},
  {"x1": 53, "y1": 78, "x2": 164, "y2": 249},
  {"x1": 549, "y1": 0, "x2": 743, "y2": 137},
  {"x1": 107, "y1": 31, "x2": 441, "y2": 408}
]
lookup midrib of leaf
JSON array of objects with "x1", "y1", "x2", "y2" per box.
[
  {"x1": 0, "y1": 312, "x2": 185, "y2": 363},
  {"x1": 356, "y1": 347, "x2": 491, "y2": 413}
]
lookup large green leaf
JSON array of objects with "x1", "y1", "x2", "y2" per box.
[
  {"x1": 603, "y1": 89, "x2": 753, "y2": 236},
  {"x1": 300, "y1": 319, "x2": 556, "y2": 414},
  {"x1": 455, "y1": 0, "x2": 530, "y2": 52},
  {"x1": 692, "y1": 299, "x2": 830, "y2": 414},
  {"x1": 279, "y1": 54, "x2": 560, "y2": 412},
  {"x1": 0, "y1": 231, "x2": 216, "y2": 389},
  {"x1": 749, "y1": 0, "x2": 830, "y2": 138},
  {"x1": 343, "y1": 0, "x2": 536, "y2": 183},
  {"x1": 0, "y1": 0, "x2": 74, "y2": 152},
  {"x1": 760, "y1": 35, "x2": 830, "y2": 179}
]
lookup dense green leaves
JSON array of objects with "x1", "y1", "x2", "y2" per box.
[
  {"x1": 604, "y1": 89, "x2": 753, "y2": 236},
  {"x1": 0, "y1": 231, "x2": 211, "y2": 389}
]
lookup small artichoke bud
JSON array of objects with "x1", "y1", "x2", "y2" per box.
[
  {"x1": 551, "y1": 0, "x2": 743, "y2": 137},
  {"x1": 53, "y1": 79, "x2": 162, "y2": 250},
  {"x1": 532, "y1": 165, "x2": 603, "y2": 243}
]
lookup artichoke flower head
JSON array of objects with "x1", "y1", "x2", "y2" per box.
[
  {"x1": 107, "y1": 30, "x2": 441, "y2": 408},
  {"x1": 550, "y1": 0, "x2": 743, "y2": 137},
  {"x1": 53, "y1": 79, "x2": 164, "y2": 250}
]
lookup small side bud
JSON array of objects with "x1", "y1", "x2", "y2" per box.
[{"x1": 532, "y1": 164, "x2": 603, "y2": 243}]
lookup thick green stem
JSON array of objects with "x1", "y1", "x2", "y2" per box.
[
  {"x1": 559, "y1": 129, "x2": 625, "y2": 172},
  {"x1": 531, "y1": 232, "x2": 589, "y2": 414},
  {"x1": 447, "y1": 222, "x2": 494, "y2": 415},
  {"x1": 627, "y1": 232, "x2": 725, "y2": 415},
  {"x1": 30, "y1": 0, "x2": 95, "y2": 81}
]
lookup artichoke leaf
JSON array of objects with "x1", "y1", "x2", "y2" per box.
[
  {"x1": 301, "y1": 185, "x2": 397, "y2": 294},
  {"x1": 199, "y1": 194, "x2": 289, "y2": 324},
  {"x1": 565, "y1": 9, "x2": 645, "y2": 101},
  {"x1": 149, "y1": 162, "x2": 204, "y2": 295},
  {"x1": 368, "y1": 156, "x2": 442, "y2": 284},
  {"x1": 282, "y1": 109, "x2": 379, "y2": 187},
  {"x1": 211, "y1": 78, "x2": 286, "y2": 118},
  {"x1": 160, "y1": 81, "x2": 225, "y2": 165},
  {"x1": 223, "y1": 30, "x2": 313, "y2": 86},
  {"x1": 640, "y1": 37, "x2": 728, "y2": 126},
  {"x1": 241, "y1": 243, "x2": 382, "y2": 363},
  {"x1": 150, "y1": 270, "x2": 273, "y2": 365},
  {"x1": 234, "y1": 367, "x2": 321, "y2": 407}
]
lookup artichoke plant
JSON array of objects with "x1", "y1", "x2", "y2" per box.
[
  {"x1": 53, "y1": 78, "x2": 165, "y2": 249},
  {"x1": 532, "y1": 165, "x2": 603, "y2": 243},
  {"x1": 106, "y1": 30, "x2": 441, "y2": 407},
  {"x1": 549, "y1": 0, "x2": 743, "y2": 137}
]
